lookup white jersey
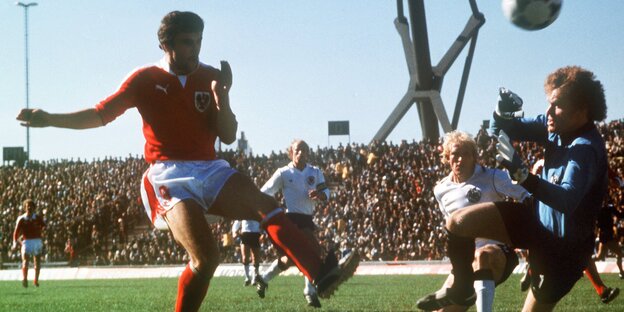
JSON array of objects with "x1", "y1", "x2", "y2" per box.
[
  {"x1": 261, "y1": 163, "x2": 329, "y2": 216},
  {"x1": 232, "y1": 220, "x2": 261, "y2": 234},
  {"x1": 434, "y1": 165, "x2": 529, "y2": 248}
]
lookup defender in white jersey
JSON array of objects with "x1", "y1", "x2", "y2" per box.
[
  {"x1": 231, "y1": 220, "x2": 263, "y2": 286},
  {"x1": 256, "y1": 140, "x2": 331, "y2": 308},
  {"x1": 430, "y1": 131, "x2": 529, "y2": 312}
]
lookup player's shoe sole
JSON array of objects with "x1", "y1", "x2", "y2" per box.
[
  {"x1": 305, "y1": 294, "x2": 322, "y2": 308},
  {"x1": 416, "y1": 287, "x2": 477, "y2": 311},
  {"x1": 315, "y1": 250, "x2": 360, "y2": 299},
  {"x1": 601, "y1": 287, "x2": 619, "y2": 304}
]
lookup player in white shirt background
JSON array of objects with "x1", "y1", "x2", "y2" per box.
[
  {"x1": 426, "y1": 131, "x2": 529, "y2": 312},
  {"x1": 231, "y1": 219, "x2": 263, "y2": 287},
  {"x1": 255, "y1": 139, "x2": 334, "y2": 308}
]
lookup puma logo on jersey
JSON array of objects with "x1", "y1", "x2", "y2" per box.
[{"x1": 155, "y1": 84, "x2": 169, "y2": 95}]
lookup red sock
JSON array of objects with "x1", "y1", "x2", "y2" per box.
[
  {"x1": 22, "y1": 266, "x2": 28, "y2": 281},
  {"x1": 584, "y1": 269, "x2": 605, "y2": 295},
  {"x1": 262, "y1": 209, "x2": 321, "y2": 281},
  {"x1": 175, "y1": 264, "x2": 210, "y2": 312}
]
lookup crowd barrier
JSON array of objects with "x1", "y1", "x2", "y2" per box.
[{"x1": 0, "y1": 260, "x2": 621, "y2": 281}]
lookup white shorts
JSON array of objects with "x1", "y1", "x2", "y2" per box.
[
  {"x1": 140, "y1": 160, "x2": 236, "y2": 230},
  {"x1": 22, "y1": 238, "x2": 43, "y2": 257}
]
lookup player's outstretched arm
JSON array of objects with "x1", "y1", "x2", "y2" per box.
[{"x1": 16, "y1": 108, "x2": 104, "y2": 130}]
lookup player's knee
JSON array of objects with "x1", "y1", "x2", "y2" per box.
[
  {"x1": 192, "y1": 256, "x2": 219, "y2": 279},
  {"x1": 474, "y1": 248, "x2": 491, "y2": 268}
]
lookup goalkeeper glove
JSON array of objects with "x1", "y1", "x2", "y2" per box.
[
  {"x1": 496, "y1": 130, "x2": 528, "y2": 183},
  {"x1": 495, "y1": 87, "x2": 524, "y2": 119}
]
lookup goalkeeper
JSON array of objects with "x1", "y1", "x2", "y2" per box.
[{"x1": 417, "y1": 66, "x2": 608, "y2": 311}]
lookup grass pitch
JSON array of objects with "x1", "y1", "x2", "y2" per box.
[{"x1": 0, "y1": 274, "x2": 622, "y2": 311}]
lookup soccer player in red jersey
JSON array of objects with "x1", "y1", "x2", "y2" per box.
[
  {"x1": 12, "y1": 199, "x2": 45, "y2": 288},
  {"x1": 16, "y1": 11, "x2": 359, "y2": 312}
]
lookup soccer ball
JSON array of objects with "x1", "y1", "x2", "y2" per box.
[{"x1": 501, "y1": 0, "x2": 563, "y2": 31}]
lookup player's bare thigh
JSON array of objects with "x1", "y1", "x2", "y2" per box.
[
  {"x1": 165, "y1": 199, "x2": 220, "y2": 271},
  {"x1": 209, "y1": 172, "x2": 277, "y2": 220},
  {"x1": 447, "y1": 202, "x2": 512, "y2": 246},
  {"x1": 21, "y1": 253, "x2": 30, "y2": 264}
]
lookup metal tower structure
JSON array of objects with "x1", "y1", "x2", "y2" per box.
[{"x1": 372, "y1": 0, "x2": 485, "y2": 143}]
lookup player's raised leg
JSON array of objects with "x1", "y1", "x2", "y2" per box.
[
  {"x1": 165, "y1": 200, "x2": 221, "y2": 312},
  {"x1": 210, "y1": 172, "x2": 359, "y2": 298}
]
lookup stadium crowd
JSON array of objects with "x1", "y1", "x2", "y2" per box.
[{"x1": 0, "y1": 119, "x2": 622, "y2": 267}]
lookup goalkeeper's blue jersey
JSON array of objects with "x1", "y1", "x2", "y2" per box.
[{"x1": 496, "y1": 114, "x2": 608, "y2": 247}]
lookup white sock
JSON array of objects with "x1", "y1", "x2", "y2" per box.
[
  {"x1": 243, "y1": 264, "x2": 251, "y2": 281},
  {"x1": 474, "y1": 279, "x2": 495, "y2": 312},
  {"x1": 304, "y1": 277, "x2": 316, "y2": 296},
  {"x1": 262, "y1": 259, "x2": 283, "y2": 282}
]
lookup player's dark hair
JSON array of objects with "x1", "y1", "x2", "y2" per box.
[
  {"x1": 23, "y1": 199, "x2": 35, "y2": 209},
  {"x1": 158, "y1": 11, "x2": 204, "y2": 49},
  {"x1": 544, "y1": 66, "x2": 607, "y2": 121}
]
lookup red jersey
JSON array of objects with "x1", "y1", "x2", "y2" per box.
[
  {"x1": 95, "y1": 59, "x2": 220, "y2": 163},
  {"x1": 14, "y1": 213, "x2": 45, "y2": 240}
]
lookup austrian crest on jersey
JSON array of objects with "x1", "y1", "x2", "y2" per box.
[{"x1": 194, "y1": 91, "x2": 212, "y2": 112}]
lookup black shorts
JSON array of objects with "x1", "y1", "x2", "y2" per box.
[
  {"x1": 598, "y1": 229, "x2": 615, "y2": 243},
  {"x1": 286, "y1": 213, "x2": 316, "y2": 231},
  {"x1": 240, "y1": 232, "x2": 261, "y2": 248},
  {"x1": 496, "y1": 201, "x2": 588, "y2": 304},
  {"x1": 496, "y1": 244, "x2": 519, "y2": 286}
]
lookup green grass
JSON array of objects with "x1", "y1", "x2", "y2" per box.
[{"x1": 0, "y1": 274, "x2": 622, "y2": 311}]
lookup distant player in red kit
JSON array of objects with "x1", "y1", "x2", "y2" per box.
[
  {"x1": 13, "y1": 199, "x2": 45, "y2": 288},
  {"x1": 16, "y1": 11, "x2": 359, "y2": 312}
]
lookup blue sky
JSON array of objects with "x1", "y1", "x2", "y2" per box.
[{"x1": 2, "y1": 1, "x2": 623, "y2": 161}]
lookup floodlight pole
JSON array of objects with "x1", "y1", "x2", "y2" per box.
[
  {"x1": 372, "y1": 0, "x2": 484, "y2": 143},
  {"x1": 16, "y1": 1, "x2": 38, "y2": 160}
]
